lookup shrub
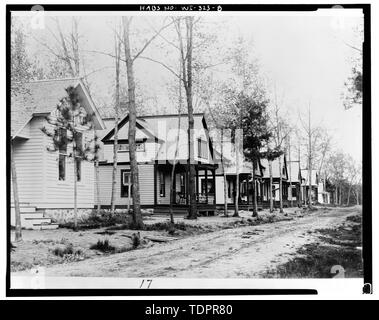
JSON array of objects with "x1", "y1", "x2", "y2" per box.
[
  {"x1": 60, "y1": 209, "x2": 132, "y2": 230},
  {"x1": 52, "y1": 244, "x2": 74, "y2": 257},
  {"x1": 144, "y1": 221, "x2": 188, "y2": 232},
  {"x1": 90, "y1": 239, "x2": 116, "y2": 253},
  {"x1": 131, "y1": 232, "x2": 141, "y2": 249},
  {"x1": 346, "y1": 215, "x2": 362, "y2": 224}
]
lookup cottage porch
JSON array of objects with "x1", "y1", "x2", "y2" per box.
[{"x1": 154, "y1": 162, "x2": 218, "y2": 215}]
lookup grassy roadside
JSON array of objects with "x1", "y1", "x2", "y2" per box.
[{"x1": 263, "y1": 214, "x2": 363, "y2": 278}]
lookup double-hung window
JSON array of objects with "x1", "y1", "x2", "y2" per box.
[
  {"x1": 58, "y1": 128, "x2": 67, "y2": 181},
  {"x1": 121, "y1": 170, "x2": 132, "y2": 197},
  {"x1": 159, "y1": 172, "x2": 165, "y2": 197}
]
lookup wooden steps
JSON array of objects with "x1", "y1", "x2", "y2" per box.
[{"x1": 11, "y1": 204, "x2": 59, "y2": 230}]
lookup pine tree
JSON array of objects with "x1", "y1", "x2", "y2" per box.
[{"x1": 41, "y1": 86, "x2": 99, "y2": 230}]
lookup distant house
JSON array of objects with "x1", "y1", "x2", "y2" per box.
[
  {"x1": 287, "y1": 160, "x2": 302, "y2": 206},
  {"x1": 98, "y1": 113, "x2": 218, "y2": 215},
  {"x1": 214, "y1": 155, "x2": 264, "y2": 209},
  {"x1": 10, "y1": 78, "x2": 105, "y2": 229},
  {"x1": 300, "y1": 169, "x2": 319, "y2": 204},
  {"x1": 317, "y1": 177, "x2": 331, "y2": 204},
  {"x1": 260, "y1": 155, "x2": 289, "y2": 207}
]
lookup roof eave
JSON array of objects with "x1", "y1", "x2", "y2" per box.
[{"x1": 77, "y1": 79, "x2": 106, "y2": 130}]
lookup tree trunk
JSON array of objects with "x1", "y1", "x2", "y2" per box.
[
  {"x1": 184, "y1": 17, "x2": 197, "y2": 220},
  {"x1": 269, "y1": 160, "x2": 273, "y2": 213},
  {"x1": 220, "y1": 129, "x2": 228, "y2": 217},
  {"x1": 253, "y1": 176, "x2": 258, "y2": 217},
  {"x1": 233, "y1": 135, "x2": 240, "y2": 217},
  {"x1": 308, "y1": 168, "x2": 312, "y2": 208},
  {"x1": 110, "y1": 34, "x2": 121, "y2": 215},
  {"x1": 308, "y1": 106, "x2": 313, "y2": 209},
  {"x1": 288, "y1": 141, "x2": 293, "y2": 207},
  {"x1": 11, "y1": 140, "x2": 22, "y2": 241},
  {"x1": 73, "y1": 152, "x2": 78, "y2": 230},
  {"x1": 122, "y1": 17, "x2": 144, "y2": 228},
  {"x1": 169, "y1": 73, "x2": 182, "y2": 224},
  {"x1": 278, "y1": 156, "x2": 284, "y2": 213},
  {"x1": 354, "y1": 186, "x2": 359, "y2": 206},
  {"x1": 346, "y1": 182, "x2": 353, "y2": 206}
]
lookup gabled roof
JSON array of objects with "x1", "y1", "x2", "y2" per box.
[
  {"x1": 11, "y1": 78, "x2": 105, "y2": 138},
  {"x1": 102, "y1": 113, "x2": 215, "y2": 162},
  {"x1": 301, "y1": 169, "x2": 318, "y2": 186},
  {"x1": 287, "y1": 161, "x2": 301, "y2": 183},
  {"x1": 260, "y1": 155, "x2": 288, "y2": 180}
]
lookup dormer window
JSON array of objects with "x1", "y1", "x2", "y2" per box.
[
  {"x1": 118, "y1": 142, "x2": 145, "y2": 152},
  {"x1": 197, "y1": 139, "x2": 208, "y2": 159}
]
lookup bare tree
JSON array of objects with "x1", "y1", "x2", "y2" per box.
[
  {"x1": 171, "y1": 17, "x2": 198, "y2": 219},
  {"x1": 11, "y1": 140, "x2": 22, "y2": 241},
  {"x1": 110, "y1": 27, "x2": 122, "y2": 214},
  {"x1": 287, "y1": 136, "x2": 293, "y2": 208},
  {"x1": 169, "y1": 61, "x2": 184, "y2": 224},
  {"x1": 270, "y1": 90, "x2": 291, "y2": 213},
  {"x1": 298, "y1": 103, "x2": 321, "y2": 209},
  {"x1": 345, "y1": 156, "x2": 360, "y2": 206},
  {"x1": 121, "y1": 17, "x2": 143, "y2": 228},
  {"x1": 119, "y1": 17, "x2": 174, "y2": 227}
]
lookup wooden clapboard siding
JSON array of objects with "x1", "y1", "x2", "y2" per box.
[
  {"x1": 139, "y1": 164, "x2": 155, "y2": 205},
  {"x1": 102, "y1": 142, "x2": 158, "y2": 164},
  {"x1": 96, "y1": 164, "x2": 155, "y2": 206},
  {"x1": 11, "y1": 117, "x2": 44, "y2": 205},
  {"x1": 42, "y1": 120, "x2": 95, "y2": 208}
]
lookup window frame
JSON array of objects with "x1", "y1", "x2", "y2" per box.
[
  {"x1": 159, "y1": 171, "x2": 165, "y2": 197},
  {"x1": 291, "y1": 186, "x2": 297, "y2": 198},
  {"x1": 76, "y1": 158, "x2": 81, "y2": 182},
  {"x1": 58, "y1": 128, "x2": 67, "y2": 181},
  {"x1": 58, "y1": 154, "x2": 66, "y2": 181},
  {"x1": 118, "y1": 142, "x2": 145, "y2": 153},
  {"x1": 180, "y1": 173, "x2": 186, "y2": 194},
  {"x1": 120, "y1": 170, "x2": 131, "y2": 198},
  {"x1": 197, "y1": 138, "x2": 208, "y2": 159}
]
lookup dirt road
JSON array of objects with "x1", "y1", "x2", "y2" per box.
[{"x1": 17, "y1": 207, "x2": 358, "y2": 278}]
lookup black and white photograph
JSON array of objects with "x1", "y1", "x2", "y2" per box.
[{"x1": 4, "y1": 2, "x2": 373, "y2": 300}]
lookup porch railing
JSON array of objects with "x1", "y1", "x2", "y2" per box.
[
  {"x1": 196, "y1": 193, "x2": 215, "y2": 205},
  {"x1": 174, "y1": 192, "x2": 216, "y2": 205}
]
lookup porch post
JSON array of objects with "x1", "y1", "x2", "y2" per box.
[
  {"x1": 212, "y1": 168, "x2": 216, "y2": 204},
  {"x1": 153, "y1": 162, "x2": 157, "y2": 206},
  {"x1": 185, "y1": 163, "x2": 189, "y2": 205},
  {"x1": 247, "y1": 175, "x2": 250, "y2": 205},
  {"x1": 205, "y1": 169, "x2": 208, "y2": 204},
  {"x1": 195, "y1": 167, "x2": 199, "y2": 203},
  {"x1": 172, "y1": 165, "x2": 176, "y2": 205}
]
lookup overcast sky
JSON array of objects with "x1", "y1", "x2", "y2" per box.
[{"x1": 16, "y1": 9, "x2": 363, "y2": 162}]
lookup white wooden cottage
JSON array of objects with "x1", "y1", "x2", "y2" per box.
[{"x1": 97, "y1": 113, "x2": 219, "y2": 215}]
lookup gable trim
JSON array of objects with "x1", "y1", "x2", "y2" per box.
[{"x1": 101, "y1": 115, "x2": 163, "y2": 143}]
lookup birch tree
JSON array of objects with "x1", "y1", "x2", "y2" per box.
[
  {"x1": 298, "y1": 104, "x2": 322, "y2": 209},
  {"x1": 120, "y1": 17, "x2": 174, "y2": 227},
  {"x1": 269, "y1": 91, "x2": 291, "y2": 213},
  {"x1": 169, "y1": 62, "x2": 183, "y2": 224},
  {"x1": 110, "y1": 28, "x2": 122, "y2": 214}
]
